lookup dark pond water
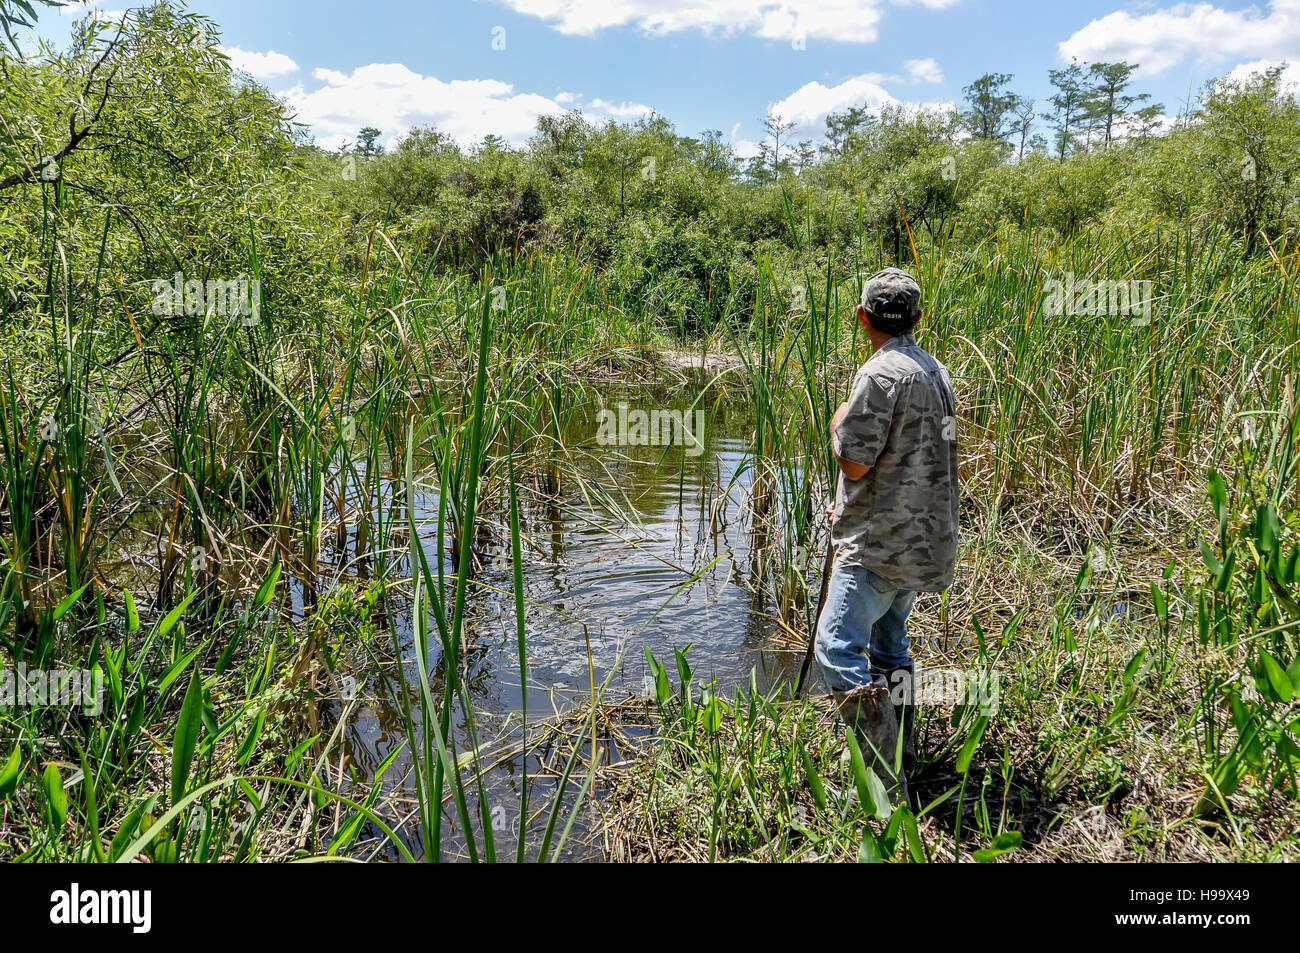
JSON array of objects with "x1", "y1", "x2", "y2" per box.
[{"x1": 323, "y1": 375, "x2": 814, "y2": 860}]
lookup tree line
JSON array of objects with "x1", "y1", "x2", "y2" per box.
[{"x1": 2, "y1": 1, "x2": 1298, "y2": 338}]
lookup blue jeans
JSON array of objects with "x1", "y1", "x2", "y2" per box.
[{"x1": 814, "y1": 565, "x2": 915, "y2": 694}]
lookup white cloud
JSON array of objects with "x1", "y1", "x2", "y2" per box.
[
  {"x1": 904, "y1": 57, "x2": 944, "y2": 83},
  {"x1": 548, "y1": 91, "x2": 655, "y2": 119},
  {"x1": 486, "y1": 0, "x2": 907, "y2": 43},
  {"x1": 219, "y1": 45, "x2": 300, "y2": 80},
  {"x1": 58, "y1": 1, "x2": 127, "y2": 22},
  {"x1": 283, "y1": 63, "x2": 654, "y2": 150},
  {"x1": 1223, "y1": 57, "x2": 1300, "y2": 92},
  {"x1": 587, "y1": 98, "x2": 656, "y2": 119},
  {"x1": 729, "y1": 122, "x2": 762, "y2": 159},
  {"x1": 1059, "y1": 1, "x2": 1300, "y2": 77},
  {"x1": 769, "y1": 74, "x2": 896, "y2": 133},
  {"x1": 1109, "y1": 108, "x2": 1177, "y2": 141},
  {"x1": 760, "y1": 73, "x2": 953, "y2": 143}
]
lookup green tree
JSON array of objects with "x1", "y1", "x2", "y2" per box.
[
  {"x1": 1, "y1": 2, "x2": 320, "y2": 328},
  {"x1": 822, "y1": 104, "x2": 872, "y2": 157},
  {"x1": 1013, "y1": 97, "x2": 1035, "y2": 159},
  {"x1": 1084, "y1": 61, "x2": 1149, "y2": 145},
  {"x1": 685, "y1": 129, "x2": 736, "y2": 180},
  {"x1": 1195, "y1": 66, "x2": 1300, "y2": 251},
  {"x1": 752, "y1": 111, "x2": 795, "y2": 182},
  {"x1": 1048, "y1": 61, "x2": 1089, "y2": 158},
  {"x1": 963, "y1": 72, "x2": 1018, "y2": 143},
  {"x1": 356, "y1": 126, "x2": 384, "y2": 156},
  {"x1": 0, "y1": 0, "x2": 62, "y2": 51},
  {"x1": 1130, "y1": 104, "x2": 1166, "y2": 141}
]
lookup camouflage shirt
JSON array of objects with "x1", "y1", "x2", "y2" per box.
[{"x1": 831, "y1": 333, "x2": 958, "y2": 592}]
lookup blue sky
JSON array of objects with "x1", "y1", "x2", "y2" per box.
[{"x1": 40, "y1": 1, "x2": 1300, "y2": 154}]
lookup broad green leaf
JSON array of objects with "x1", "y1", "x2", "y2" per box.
[
  {"x1": 1123, "y1": 647, "x2": 1147, "y2": 685},
  {"x1": 236, "y1": 710, "x2": 266, "y2": 767},
  {"x1": 798, "y1": 741, "x2": 826, "y2": 811},
  {"x1": 864, "y1": 767, "x2": 892, "y2": 820},
  {"x1": 0, "y1": 747, "x2": 21, "y2": 800},
  {"x1": 158, "y1": 588, "x2": 200, "y2": 638},
  {"x1": 52, "y1": 582, "x2": 90, "y2": 622},
  {"x1": 252, "y1": 556, "x2": 281, "y2": 611},
  {"x1": 845, "y1": 731, "x2": 888, "y2": 820},
  {"x1": 108, "y1": 805, "x2": 142, "y2": 862},
  {"x1": 956, "y1": 715, "x2": 989, "y2": 774},
  {"x1": 1150, "y1": 581, "x2": 1167, "y2": 621},
  {"x1": 1198, "y1": 540, "x2": 1223, "y2": 577},
  {"x1": 858, "y1": 831, "x2": 883, "y2": 863},
  {"x1": 78, "y1": 746, "x2": 106, "y2": 863},
  {"x1": 123, "y1": 588, "x2": 139, "y2": 632},
  {"x1": 1194, "y1": 761, "x2": 1239, "y2": 816},
  {"x1": 902, "y1": 808, "x2": 926, "y2": 862},
  {"x1": 42, "y1": 762, "x2": 66, "y2": 830},
  {"x1": 846, "y1": 730, "x2": 875, "y2": 817},
  {"x1": 171, "y1": 673, "x2": 203, "y2": 804},
  {"x1": 1259, "y1": 651, "x2": 1293, "y2": 702},
  {"x1": 1256, "y1": 503, "x2": 1280, "y2": 557},
  {"x1": 1207, "y1": 470, "x2": 1227, "y2": 523},
  {"x1": 974, "y1": 830, "x2": 1023, "y2": 862},
  {"x1": 156, "y1": 642, "x2": 205, "y2": 697}
]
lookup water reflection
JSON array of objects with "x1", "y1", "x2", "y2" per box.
[{"x1": 332, "y1": 378, "x2": 807, "y2": 858}]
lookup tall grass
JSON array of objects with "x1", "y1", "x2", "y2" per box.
[
  {"x1": 0, "y1": 225, "x2": 633, "y2": 860},
  {"x1": 665, "y1": 218, "x2": 1300, "y2": 859},
  {"x1": 3, "y1": 199, "x2": 1298, "y2": 861}
]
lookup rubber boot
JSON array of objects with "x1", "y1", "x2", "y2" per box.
[
  {"x1": 881, "y1": 663, "x2": 917, "y2": 776},
  {"x1": 833, "y1": 679, "x2": 907, "y2": 808}
]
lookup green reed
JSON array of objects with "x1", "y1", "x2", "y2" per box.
[{"x1": 5, "y1": 197, "x2": 1299, "y2": 864}]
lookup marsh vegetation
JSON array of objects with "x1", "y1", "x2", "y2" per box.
[{"x1": 1, "y1": 2, "x2": 1298, "y2": 862}]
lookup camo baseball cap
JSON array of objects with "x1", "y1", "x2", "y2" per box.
[{"x1": 861, "y1": 267, "x2": 922, "y2": 323}]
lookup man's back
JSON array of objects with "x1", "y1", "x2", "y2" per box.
[{"x1": 832, "y1": 332, "x2": 958, "y2": 592}]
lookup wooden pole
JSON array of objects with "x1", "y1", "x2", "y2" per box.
[{"x1": 794, "y1": 537, "x2": 835, "y2": 698}]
